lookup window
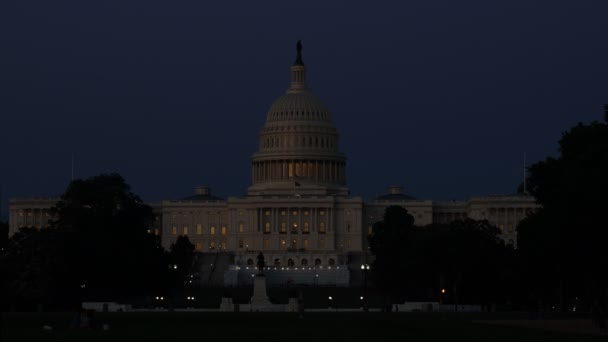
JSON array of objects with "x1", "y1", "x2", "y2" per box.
[
  {"x1": 154, "y1": 228, "x2": 159, "y2": 236},
  {"x1": 274, "y1": 259, "x2": 281, "y2": 267},
  {"x1": 315, "y1": 258, "x2": 322, "y2": 266},
  {"x1": 281, "y1": 210, "x2": 286, "y2": 216},
  {"x1": 264, "y1": 239, "x2": 270, "y2": 249},
  {"x1": 265, "y1": 210, "x2": 271, "y2": 216},
  {"x1": 368, "y1": 225, "x2": 373, "y2": 235},
  {"x1": 280, "y1": 240, "x2": 287, "y2": 250},
  {"x1": 172, "y1": 226, "x2": 177, "y2": 235},
  {"x1": 210, "y1": 240, "x2": 216, "y2": 249},
  {"x1": 195, "y1": 242, "x2": 202, "y2": 251},
  {"x1": 292, "y1": 210, "x2": 298, "y2": 216},
  {"x1": 247, "y1": 259, "x2": 254, "y2": 266},
  {"x1": 304, "y1": 210, "x2": 309, "y2": 216},
  {"x1": 291, "y1": 222, "x2": 298, "y2": 233},
  {"x1": 221, "y1": 226, "x2": 227, "y2": 235},
  {"x1": 239, "y1": 239, "x2": 244, "y2": 248},
  {"x1": 328, "y1": 258, "x2": 336, "y2": 266},
  {"x1": 239, "y1": 211, "x2": 244, "y2": 216},
  {"x1": 210, "y1": 226, "x2": 216, "y2": 235},
  {"x1": 280, "y1": 222, "x2": 287, "y2": 233},
  {"x1": 265, "y1": 222, "x2": 271, "y2": 233},
  {"x1": 287, "y1": 258, "x2": 295, "y2": 266},
  {"x1": 197, "y1": 224, "x2": 202, "y2": 235},
  {"x1": 319, "y1": 222, "x2": 326, "y2": 233},
  {"x1": 301, "y1": 258, "x2": 308, "y2": 266},
  {"x1": 221, "y1": 240, "x2": 226, "y2": 250},
  {"x1": 239, "y1": 222, "x2": 245, "y2": 233},
  {"x1": 291, "y1": 239, "x2": 297, "y2": 249},
  {"x1": 319, "y1": 210, "x2": 325, "y2": 216},
  {"x1": 303, "y1": 222, "x2": 310, "y2": 233},
  {"x1": 346, "y1": 223, "x2": 351, "y2": 232},
  {"x1": 345, "y1": 238, "x2": 352, "y2": 248},
  {"x1": 319, "y1": 238, "x2": 325, "y2": 248},
  {"x1": 303, "y1": 239, "x2": 309, "y2": 249},
  {"x1": 507, "y1": 224, "x2": 514, "y2": 232}
]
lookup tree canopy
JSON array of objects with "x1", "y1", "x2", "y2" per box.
[
  {"x1": 368, "y1": 206, "x2": 415, "y2": 303},
  {"x1": 169, "y1": 235, "x2": 196, "y2": 289},
  {"x1": 369, "y1": 206, "x2": 513, "y2": 307},
  {"x1": 0, "y1": 220, "x2": 8, "y2": 250},
  {"x1": 518, "y1": 114, "x2": 608, "y2": 309},
  {"x1": 0, "y1": 173, "x2": 173, "y2": 309}
]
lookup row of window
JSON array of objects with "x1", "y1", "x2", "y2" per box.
[
  {"x1": 264, "y1": 209, "x2": 327, "y2": 216},
  {"x1": 263, "y1": 221, "x2": 327, "y2": 234},
  {"x1": 17, "y1": 211, "x2": 51, "y2": 217},
  {"x1": 261, "y1": 135, "x2": 336, "y2": 150},
  {"x1": 188, "y1": 238, "x2": 353, "y2": 251},
  {"x1": 247, "y1": 258, "x2": 336, "y2": 267},
  {"x1": 172, "y1": 224, "x2": 233, "y2": 236},
  {"x1": 269, "y1": 110, "x2": 329, "y2": 121},
  {"x1": 253, "y1": 160, "x2": 345, "y2": 182},
  {"x1": 170, "y1": 221, "x2": 338, "y2": 236}
]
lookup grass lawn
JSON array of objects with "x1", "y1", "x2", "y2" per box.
[{"x1": 1, "y1": 312, "x2": 605, "y2": 342}]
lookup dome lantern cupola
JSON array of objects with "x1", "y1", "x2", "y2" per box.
[{"x1": 288, "y1": 40, "x2": 307, "y2": 93}]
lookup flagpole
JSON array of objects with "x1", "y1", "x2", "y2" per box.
[{"x1": 523, "y1": 152, "x2": 527, "y2": 194}]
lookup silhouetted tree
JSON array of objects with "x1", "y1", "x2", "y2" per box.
[
  {"x1": 0, "y1": 220, "x2": 8, "y2": 250},
  {"x1": 518, "y1": 112, "x2": 608, "y2": 310},
  {"x1": 49, "y1": 173, "x2": 169, "y2": 302},
  {"x1": 0, "y1": 228, "x2": 71, "y2": 310},
  {"x1": 169, "y1": 235, "x2": 195, "y2": 288},
  {"x1": 418, "y1": 219, "x2": 512, "y2": 308},
  {"x1": 368, "y1": 206, "x2": 415, "y2": 306}
]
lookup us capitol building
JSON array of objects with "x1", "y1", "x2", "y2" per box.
[{"x1": 8, "y1": 42, "x2": 538, "y2": 285}]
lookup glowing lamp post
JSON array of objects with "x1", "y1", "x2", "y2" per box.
[{"x1": 361, "y1": 264, "x2": 371, "y2": 312}]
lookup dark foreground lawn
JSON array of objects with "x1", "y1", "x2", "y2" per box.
[{"x1": 1, "y1": 312, "x2": 605, "y2": 342}]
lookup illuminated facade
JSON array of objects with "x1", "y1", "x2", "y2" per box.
[{"x1": 8, "y1": 43, "x2": 539, "y2": 282}]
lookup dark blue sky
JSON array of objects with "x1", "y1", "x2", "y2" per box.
[{"x1": 1, "y1": 0, "x2": 607, "y2": 216}]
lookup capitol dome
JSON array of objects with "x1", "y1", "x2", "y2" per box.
[{"x1": 248, "y1": 41, "x2": 348, "y2": 196}]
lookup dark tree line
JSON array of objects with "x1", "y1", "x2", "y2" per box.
[
  {"x1": 517, "y1": 112, "x2": 608, "y2": 311},
  {"x1": 0, "y1": 174, "x2": 195, "y2": 311},
  {"x1": 369, "y1": 206, "x2": 513, "y2": 309},
  {"x1": 370, "y1": 110, "x2": 608, "y2": 311}
]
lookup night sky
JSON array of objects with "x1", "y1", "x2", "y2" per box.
[{"x1": 1, "y1": 1, "x2": 608, "y2": 217}]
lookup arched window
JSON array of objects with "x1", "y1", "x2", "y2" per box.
[
  {"x1": 328, "y1": 258, "x2": 336, "y2": 266},
  {"x1": 288, "y1": 258, "x2": 295, "y2": 266},
  {"x1": 301, "y1": 258, "x2": 308, "y2": 266},
  {"x1": 247, "y1": 259, "x2": 254, "y2": 266},
  {"x1": 315, "y1": 258, "x2": 322, "y2": 266},
  {"x1": 274, "y1": 259, "x2": 281, "y2": 267}
]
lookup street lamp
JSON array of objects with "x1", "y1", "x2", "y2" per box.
[{"x1": 361, "y1": 264, "x2": 371, "y2": 312}]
